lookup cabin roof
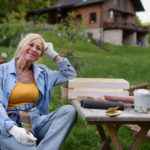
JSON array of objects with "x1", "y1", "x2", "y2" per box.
[{"x1": 27, "y1": 0, "x2": 144, "y2": 16}]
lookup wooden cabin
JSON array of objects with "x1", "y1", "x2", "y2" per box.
[{"x1": 27, "y1": 0, "x2": 149, "y2": 46}]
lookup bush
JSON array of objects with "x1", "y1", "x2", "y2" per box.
[
  {"x1": 54, "y1": 11, "x2": 86, "y2": 50},
  {"x1": 0, "y1": 12, "x2": 25, "y2": 47},
  {"x1": 63, "y1": 50, "x2": 83, "y2": 71}
]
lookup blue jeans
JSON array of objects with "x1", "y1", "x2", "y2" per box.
[{"x1": 0, "y1": 104, "x2": 77, "y2": 150}]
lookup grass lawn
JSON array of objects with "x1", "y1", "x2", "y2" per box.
[{"x1": 1, "y1": 29, "x2": 150, "y2": 150}]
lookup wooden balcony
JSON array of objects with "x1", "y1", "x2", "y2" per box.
[{"x1": 103, "y1": 21, "x2": 149, "y2": 33}]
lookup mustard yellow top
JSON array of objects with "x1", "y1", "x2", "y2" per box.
[{"x1": 8, "y1": 81, "x2": 39, "y2": 110}]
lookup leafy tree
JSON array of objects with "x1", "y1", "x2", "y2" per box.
[
  {"x1": 55, "y1": 11, "x2": 85, "y2": 51},
  {"x1": 0, "y1": 12, "x2": 25, "y2": 48},
  {"x1": 50, "y1": 0, "x2": 58, "y2": 5},
  {"x1": 0, "y1": 0, "x2": 59, "y2": 23},
  {"x1": 135, "y1": 15, "x2": 141, "y2": 25},
  {"x1": 0, "y1": 0, "x2": 48, "y2": 22},
  {"x1": 55, "y1": 11, "x2": 85, "y2": 74}
]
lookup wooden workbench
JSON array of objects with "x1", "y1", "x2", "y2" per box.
[{"x1": 71, "y1": 100, "x2": 150, "y2": 150}]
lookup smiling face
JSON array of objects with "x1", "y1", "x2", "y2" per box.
[{"x1": 20, "y1": 39, "x2": 43, "y2": 63}]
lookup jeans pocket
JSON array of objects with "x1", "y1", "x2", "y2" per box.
[{"x1": 9, "y1": 115, "x2": 21, "y2": 127}]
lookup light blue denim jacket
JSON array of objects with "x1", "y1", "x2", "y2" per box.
[{"x1": 0, "y1": 58, "x2": 76, "y2": 137}]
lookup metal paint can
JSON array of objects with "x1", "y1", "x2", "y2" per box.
[{"x1": 134, "y1": 89, "x2": 150, "y2": 112}]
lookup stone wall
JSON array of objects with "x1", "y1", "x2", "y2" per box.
[
  {"x1": 85, "y1": 28, "x2": 149, "y2": 47},
  {"x1": 103, "y1": 29, "x2": 123, "y2": 45},
  {"x1": 86, "y1": 28, "x2": 103, "y2": 40},
  {"x1": 124, "y1": 31, "x2": 136, "y2": 46},
  {"x1": 140, "y1": 34, "x2": 149, "y2": 47}
]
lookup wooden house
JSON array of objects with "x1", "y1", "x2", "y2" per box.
[{"x1": 27, "y1": 0, "x2": 149, "y2": 46}]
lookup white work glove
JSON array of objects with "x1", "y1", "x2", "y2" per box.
[
  {"x1": 9, "y1": 125, "x2": 37, "y2": 146},
  {"x1": 45, "y1": 42, "x2": 58, "y2": 59}
]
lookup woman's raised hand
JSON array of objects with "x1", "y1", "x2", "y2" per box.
[{"x1": 45, "y1": 42, "x2": 58, "y2": 59}]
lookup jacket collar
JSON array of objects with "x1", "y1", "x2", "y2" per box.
[
  {"x1": 7, "y1": 58, "x2": 43, "y2": 76},
  {"x1": 7, "y1": 58, "x2": 17, "y2": 74},
  {"x1": 33, "y1": 64, "x2": 44, "y2": 80}
]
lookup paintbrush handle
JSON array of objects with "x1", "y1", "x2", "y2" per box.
[
  {"x1": 20, "y1": 111, "x2": 32, "y2": 134},
  {"x1": 21, "y1": 122, "x2": 32, "y2": 134}
]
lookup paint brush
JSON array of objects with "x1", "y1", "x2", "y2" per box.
[{"x1": 20, "y1": 111, "x2": 32, "y2": 134}]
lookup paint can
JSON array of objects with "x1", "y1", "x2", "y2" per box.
[{"x1": 134, "y1": 89, "x2": 150, "y2": 112}]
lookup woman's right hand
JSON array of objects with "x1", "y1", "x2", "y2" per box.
[
  {"x1": 9, "y1": 125, "x2": 37, "y2": 145},
  {"x1": 45, "y1": 42, "x2": 58, "y2": 59}
]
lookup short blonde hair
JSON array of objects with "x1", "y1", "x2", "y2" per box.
[{"x1": 15, "y1": 33, "x2": 46, "y2": 57}]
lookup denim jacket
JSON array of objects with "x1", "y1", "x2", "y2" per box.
[{"x1": 0, "y1": 58, "x2": 76, "y2": 137}]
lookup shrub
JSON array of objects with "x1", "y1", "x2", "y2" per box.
[
  {"x1": 54, "y1": 11, "x2": 86, "y2": 51},
  {"x1": 54, "y1": 11, "x2": 86, "y2": 87},
  {"x1": 0, "y1": 12, "x2": 25, "y2": 47}
]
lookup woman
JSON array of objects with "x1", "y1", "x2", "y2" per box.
[{"x1": 0, "y1": 33, "x2": 77, "y2": 150}]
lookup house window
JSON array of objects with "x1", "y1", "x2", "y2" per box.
[
  {"x1": 76, "y1": 14, "x2": 82, "y2": 21},
  {"x1": 90, "y1": 12, "x2": 96, "y2": 24},
  {"x1": 114, "y1": 0, "x2": 120, "y2": 9},
  {"x1": 123, "y1": 0, "x2": 126, "y2": 11},
  {"x1": 109, "y1": 10, "x2": 114, "y2": 19}
]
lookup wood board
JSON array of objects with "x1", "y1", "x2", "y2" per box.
[
  {"x1": 68, "y1": 88, "x2": 129, "y2": 99},
  {"x1": 69, "y1": 78, "x2": 129, "y2": 89}
]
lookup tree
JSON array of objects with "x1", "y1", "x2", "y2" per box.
[
  {"x1": 0, "y1": 0, "x2": 48, "y2": 22},
  {"x1": 135, "y1": 15, "x2": 141, "y2": 25},
  {"x1": 55, "y1": 11, "x2": 85, "y2": 51},
  {"x1": 50, "y1": 0, "x2": 58, "y2": 6},
  {"x1": 0, "y1": 11, "x2": 25, "y2": 49},
  {"x1": 55, "y1": 11, "x2": 85, "y2": 74}
]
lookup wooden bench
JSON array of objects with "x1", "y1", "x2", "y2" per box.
[
  {"x1": 71, "y1": 100, "x2": 150, "y2": 150},
  {"x1": 68, "y1": 78, "x2": 150, "y2": 150}
]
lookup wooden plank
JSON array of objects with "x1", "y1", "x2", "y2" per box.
[
  {"x1": 68, "y1": 88, "x2": 129, "y2": 99},
  {"x1": 104, "y1": 95, "x2": 134, "y2": 104},
  {"x1": 126, "y1": 124, "x2": 150, "y2": 138},
  {"x1": 129, "y1": 82, "x2": 149, "y2": 95},
  {"x1": 69, "y1": 78, "x2": 129, "y2": 89},
  {"x1": 129, "y1": 82, "x2": 149, "y2": 90}
]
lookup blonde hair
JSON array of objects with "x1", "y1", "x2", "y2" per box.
[{"x1": 15, "y1": 33, "x2": 46, "y2": 57}]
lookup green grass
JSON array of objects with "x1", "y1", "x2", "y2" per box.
[{"x1": 1, "y1": 29, "x2": 150, "y2": 150}]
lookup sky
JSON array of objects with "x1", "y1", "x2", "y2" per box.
[{"x1": 136, "y1": 0, "x2": 150, "y2": 23}]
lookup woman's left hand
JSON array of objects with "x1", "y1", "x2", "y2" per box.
[{"x1": 45, "y1": 42, "x2": 58, "y2": 59}]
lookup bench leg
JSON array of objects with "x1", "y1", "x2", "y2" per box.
[
  {"x1": 96, "y1": 124, "x2": 112, "y2": 150},
  {"x1": 106, "y1": 123, "x2": 123, "y2": 150},
  {"x1": 129, "y1": 125, "x2": 149, "y2": 150}
]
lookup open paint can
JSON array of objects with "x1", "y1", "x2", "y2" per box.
[{"x1": 134, "y1": 89, "x2": 150, "y2": 112}]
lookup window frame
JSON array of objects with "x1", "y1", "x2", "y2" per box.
[
  {"x1": 76, "y1": 14, "x2": 82, "y2": 21},
  {"x1": 89, "y1": 12, "x2": 97, "y2": 24}
]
